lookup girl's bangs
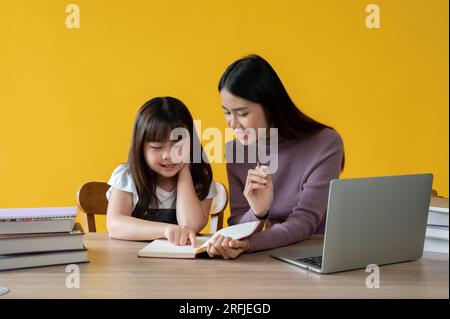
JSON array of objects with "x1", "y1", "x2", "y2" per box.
[{"x1": 144, "y1": 113, "x2": 186, "y2": 143}]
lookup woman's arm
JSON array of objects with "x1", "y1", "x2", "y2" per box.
[
  {"x1": 175, "y1": 165, "x2": 211, "y2": 233},
  {"x1": 209, "y1": 134, "x2": 344, "y2": 258},
  {"x1": 107, "y1": 188, "x2": 175, "y2": 241},
  {"x1": 246, "y1": 137, "x2": 344, "y2": 252}
]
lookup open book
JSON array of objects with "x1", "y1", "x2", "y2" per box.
[{"x1": 138, "y1": 221, "x2": 262, "y2": 259}]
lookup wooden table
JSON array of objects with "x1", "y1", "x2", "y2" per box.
[{"x1": 0, "y1": 233, "x2": 448, "y2": 298}]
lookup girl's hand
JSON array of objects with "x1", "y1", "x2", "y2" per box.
[
  {"x1": 179, "y1": 162, "x2": 190, "y2": 174},
  {"x1": 244, "y1": 168, "x2": 273, "y2": 218},
  {"x1": 177, "y1": 162, "x2": 191, "y2": 183},
  {"x1": 164, "y1": 225, "x2": 197, "y2": 247},
  {"x1": 206, "y1": 235, "x2": 250, "y2": 260}
]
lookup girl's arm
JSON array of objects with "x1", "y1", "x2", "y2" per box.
[
  {"x1": 107, "y1": 187, "x2": 175, "y2": 241},
  {"x1": 176, "y1": 165, "x2": 212, "y2": 233}
]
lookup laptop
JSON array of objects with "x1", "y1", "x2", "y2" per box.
[{"x1": 270, "y1": 174, "x2": 433, "y2": 274}]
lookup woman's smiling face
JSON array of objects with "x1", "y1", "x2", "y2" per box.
[{"x1": 220, "y1": 89, "x2": 269, "y2": 145}]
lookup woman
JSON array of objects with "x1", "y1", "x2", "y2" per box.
[{"x1": 206, "y1": 54, "x2": 345, "y2": 259}]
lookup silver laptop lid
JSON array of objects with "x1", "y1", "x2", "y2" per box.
[{"x1": 321, "y1": 174, "x2": 433, "y2": 273}]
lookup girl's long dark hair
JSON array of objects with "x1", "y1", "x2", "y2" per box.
[
  {"x1": 128, "y1": 97, "x2": 213, "y2": 218},
  {"x1": 219, "y1": 54, "x2": 344, "y2": 170}
]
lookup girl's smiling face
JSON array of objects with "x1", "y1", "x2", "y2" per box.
[
  {"x1": 220, "y1": 89, "x2": 269, "y2": 145},
  {"x1": 144, "y1": 138, "x2": 188, "y2": 178}
]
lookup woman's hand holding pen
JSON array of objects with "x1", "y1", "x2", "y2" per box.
[{"x1": 244, "y1": 164, "x2": 273, "y2": 218}]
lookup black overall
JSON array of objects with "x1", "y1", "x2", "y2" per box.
[{"x1": 141, "y1": 208, "x2": 178, "y2": 225}]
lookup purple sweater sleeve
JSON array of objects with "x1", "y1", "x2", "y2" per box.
[{"x1": 227, "y1": 133, "x2": 344, "y2": 253}]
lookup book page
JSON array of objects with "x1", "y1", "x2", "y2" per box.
[
  {"x1": 430, "y1": 207, "x2": 450, "y2": 213},
  {"x1": 139, "y1": 236, "x2": 210, "y2": 257},
  {"x1": 198, "y1": 221, "x2": 261, "y2": 250},
  {"x1": 139, "y1": 221, "x2": 262, "y2": 257}
]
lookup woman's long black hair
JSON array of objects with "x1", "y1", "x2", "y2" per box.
[
  {"x1": 218, "y1": 54, "x2": 344, "y2": 170},
  {"x1": 128, "y1": 97, "x2": 213, "y2": 218}
]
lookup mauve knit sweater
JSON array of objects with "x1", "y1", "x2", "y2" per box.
[{"x1": 226, "y1": 128, "x2": 344, "y2": 252}]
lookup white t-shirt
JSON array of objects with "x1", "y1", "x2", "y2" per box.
[{"x1": 106, "y1": 164, "x2": 217, "y2": 212}]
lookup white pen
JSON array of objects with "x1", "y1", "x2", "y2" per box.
[{"x1": 256, "y1": 160, "x2": 269, "y2": 174}]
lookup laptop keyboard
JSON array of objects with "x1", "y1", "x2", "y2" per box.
[{"x1": 296, "y1": 256, "x2": 322, "y2": 269}]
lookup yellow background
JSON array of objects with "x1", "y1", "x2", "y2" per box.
[{"x1": 0, "y1": 0, "x2": 448, "y2": 232}]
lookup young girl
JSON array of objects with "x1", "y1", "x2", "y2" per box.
[{"x1": 106, "y1": 97, "x2": 216, "y2": 246}]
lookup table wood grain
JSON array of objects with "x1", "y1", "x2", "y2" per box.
[{"x1": 0, "y1": 233, "x2": 448, "y2": 298}]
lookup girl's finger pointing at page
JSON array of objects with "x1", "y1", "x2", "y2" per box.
[{"x1": 189, "y1": 232, "x2": 196, "y2": 247}]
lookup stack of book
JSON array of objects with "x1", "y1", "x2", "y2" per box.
[
  {"x1": 0, "y1": 207, "x2": 88, "y2": 271},
  {"x1": 424, "y1": 197, "x2": 449, "y2": 254}
]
